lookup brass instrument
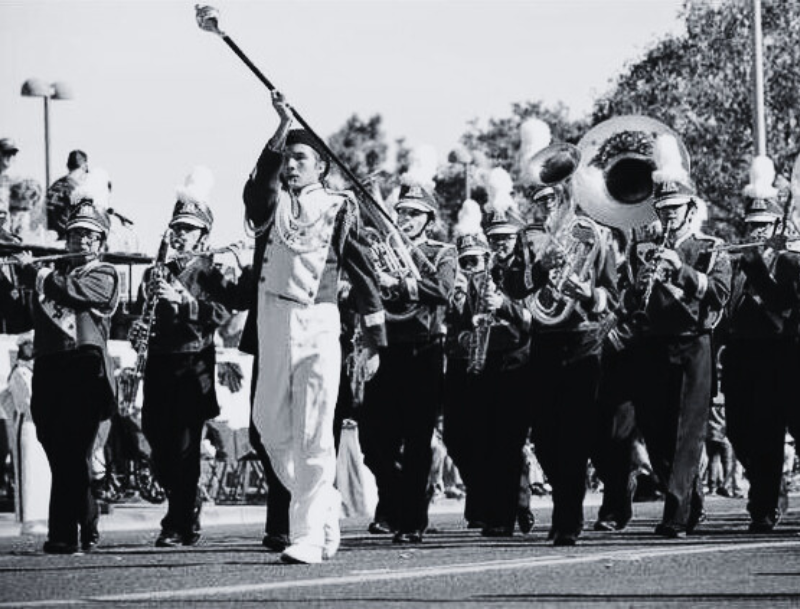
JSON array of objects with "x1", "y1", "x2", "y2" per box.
[
  {"x1": 362, "y1": 226, "x2": 423, "y2": 323},
  {"x1": 572, "y1": 115, "x2": 690, "y2": 232},
  {"x1": 120, "y1": 230, "x2": 171, "y2": 415},
  {"x1": 530, "y1": 216, "x2": 603, "y2": 325},
  {"x1": 466, "y1": 253, "x2": 495, "y2": 375}
]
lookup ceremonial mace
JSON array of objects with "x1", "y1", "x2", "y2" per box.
[{"x1": 193, "y1": 5, "x2": 433, "y2": 275}]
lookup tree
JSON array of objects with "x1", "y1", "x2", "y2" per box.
[{"x1": 596, "y1": 0, "x2": 800, "y2": 239}]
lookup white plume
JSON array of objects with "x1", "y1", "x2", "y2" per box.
[
  {"x1": 401, "y1": 144, "x2": 438, "y2": 192},
  {"x1": 176, "y1": 165, "x2": 215, "y2": 206},
  {"x1": 651, "y1": 134, "x2": 689, "y2": 185},
  {"x1": 453, "y1": 199, "x2": 483, "y2": 237},
  {"x1": 518, "y1": 118, "x2": 551, "y2": 183},
  {"x1": 484, "y1": 167, "x2": 516, "y2": 216},
  {"x1": 742, "y1": 155, "x2": 779, "y2": 199}
]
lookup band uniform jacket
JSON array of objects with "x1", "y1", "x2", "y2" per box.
[
  {"x1": 628, "y1": 232, "x2": 732, "y2": 337},
  {"x1": 137, "y1": 255, "x2": 232, "y2": 420},
  {"x1": 505, "y1": 220, "x2": 619, "y2": 359},
  {"x1": 240, "y1": 146, "x2": 387, "y2": 355},
  {"x1": 456, "y1": 262, "x2": 531, "y2": 371},
  {"x1": 22, "y1": 258, "x2": 120, "y2": 418},
  {"x1": 382, "y1": 239, "x2": 457, "y2": 345},
  {"x1": 726, "y1": 247, "x2": 800, "y2": 340}
]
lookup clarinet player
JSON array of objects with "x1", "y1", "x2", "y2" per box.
[{"x1": 131, "y1": 167, "x2": 232, "y2": 548}]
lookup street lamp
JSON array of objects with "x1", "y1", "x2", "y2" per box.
[{"x1": 21, "y1": 79, "x2": 73, "y2": 189}]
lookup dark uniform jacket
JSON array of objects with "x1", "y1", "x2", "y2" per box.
[
  {"x1": 505, "y1": 218, "x2": 619, "y2": 358},
  {"x1": 628, "y1": 232, "x2": 731, "y2": 337},
  {"x1": 727, "y1": 248, "x2": 800, "y2": 340},
  {"x1": 455, "y1": 262, "x2": 531, "y2": 371},
  {"x1": 382, "y1": 238, "x2": 457, "y2": 345},
  {"x1": 240, "y1": 146, "x2": 386, "y2": 354},
  {"x1": 23, "y1": 258, "x2": 120, "y2": 417}
]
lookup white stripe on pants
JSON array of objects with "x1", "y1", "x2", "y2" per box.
[{"x1": 252, "y1": 294, "x2": 341, "y2": 550}]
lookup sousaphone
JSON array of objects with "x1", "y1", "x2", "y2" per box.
[{"x1": 572, "y1": 115, "x2": 690, "y2": 231}]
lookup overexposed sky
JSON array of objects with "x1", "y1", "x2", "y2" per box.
[{"x1": 0, "y1": 0, "x2": 685, "y2": 252}]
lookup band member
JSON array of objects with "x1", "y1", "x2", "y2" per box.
[
  {"x1": 358, "y1": 183, "x2": 457, "y2": 545},
  {"x1": 628, "y1": 135, "x2": 731, "y2": 538},
  {"x1": 133, "y1": 168, "x2": 232, "y2": 548},
  {"x1": 505, "y1": 142, "x2": 618, "y2": 546},
  {"x1": 591, "y1": 226, "x2": 642, "y2": 532},
  {"x1": 457, "y1": 190, "x2": 534, "y2": 537},
  {"x1": 242, "y1": 91, "x2": 386, "y2": 564},
  {"x1": 722, "y1": 155, "x2": 800, "y2": 532},
  {"x1": 13, "y1": 200, "x2": 119, "y2": 554}
]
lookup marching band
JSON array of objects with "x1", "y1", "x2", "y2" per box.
[{"x1": 4, "y1": 3, "x2": 800, "y2": 566}]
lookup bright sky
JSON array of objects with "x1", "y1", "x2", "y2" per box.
[{"x1": 0, "y1": 0, "x2": 686, "y2": 252}]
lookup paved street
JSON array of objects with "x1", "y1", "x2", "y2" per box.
[{"x1": 0, "y1": 493, "x2": 799, "y2": 607}]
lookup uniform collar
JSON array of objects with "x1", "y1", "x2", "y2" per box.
[{"x1": 292, "y1": 182, "x2": 325, "y2": 197}]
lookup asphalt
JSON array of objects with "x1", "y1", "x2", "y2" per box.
[{"x1": 0, "y1": 493, "x2": 600, "y2": 538}]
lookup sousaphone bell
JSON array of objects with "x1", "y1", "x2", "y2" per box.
[{"x1": 572, "y1": 115, "x2": 690, "y2": 231}]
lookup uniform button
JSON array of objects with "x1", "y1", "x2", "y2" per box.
[
  {"x1": 260, "y1": 277, "x2": 265, "y2": 283},
  {"x1": 308, "y1": 289, "x2": 315, "y2": 297}
]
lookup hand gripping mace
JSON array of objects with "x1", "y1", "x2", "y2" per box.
[{"x1": 194, "y1": 5, "x2": 434, "y2": 275}]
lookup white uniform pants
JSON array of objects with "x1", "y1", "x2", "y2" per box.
[{"x1": 252, "y1": 295, "x2": 341, "y2": 550}]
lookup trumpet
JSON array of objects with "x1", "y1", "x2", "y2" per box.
[{"x1": 709, "y1": 236, "x2": 800, "y2": 254}]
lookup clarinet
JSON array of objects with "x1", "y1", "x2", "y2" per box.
[
  {"x1": 120, "y1": 230, "x2": 171, "y2": 414},
  {"x1": 466, "y1": 254, "x2": 496, "y2": 375}
]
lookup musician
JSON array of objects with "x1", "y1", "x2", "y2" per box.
[
  {"x1": 241, "y1": 91, "x2": 386, "y2": 564},
  {"x1": 722, "y1": 156, "x2": 800, "y2": 533},
  {"x1": 133, "y1": 171, "x2": 232, "y2": 548},
  {"x1": 591, "y1": 226, "x2": 642, "y2": 532},
  {"x1": 627, "y1": 136, "x2": 731, "y2": 538},
  {"x1": 12, "y1": 201, "x2": 119, "y2": 554},
  {"x1": 505, "y1": 156, "x2": 618, "y2": 546},
  {"x1": 358, "y1": 183, "x2": 457, "y2": 545},
  {"x1": 455, "y1": 205, "x2": 534, "y2": 537}
]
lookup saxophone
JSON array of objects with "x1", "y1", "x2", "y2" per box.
[
  {"x1": 120, "y1": 230, "x2": 171, "y2": 415},
  {"x1": 466, "y1": 254, "x2": 495, "y2": 375}
]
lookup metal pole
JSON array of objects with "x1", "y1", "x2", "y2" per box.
[
  {"x1": 43, "y1": 95, "x2": 51, "y2": 188},
  {"x1": 752, "y1": 0, "x2": 766, "y2": 156},
  {"x1": 464, "y1": 162, "x2": 470, "y2": 200}
]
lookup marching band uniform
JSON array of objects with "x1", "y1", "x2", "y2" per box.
[
  {"x1": 139, "y1": 180, "x2": 232, "y2": 547},
  {"x1": 591, "y1": 227, "x2": 642, "y2": 531},
  {"x1": 505, "y1": 183, "x2": 618, "y2": 546},
  {"x1": 16, "y1": 201, "x2": 119, "y2": 554},
  {"x1": 242, "y1": 107, "x2": 386, "y2": 563},
  {"x1": 627, "y1": 139, "x2": 731, "y2": 538},
  {"x1": 722, "y1": 157, "x2": 800, "y2": 532},
  {"x1": 358, "y1": 185, "x2": 457, "y2": 544},
  {"x1": 455, "y1": 217, "x2": 533, "y2": 536}
]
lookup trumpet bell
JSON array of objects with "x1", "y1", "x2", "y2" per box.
[
  {"x1": 572, "y1": 115, "x2": 690, "y2": 231},
  {"x1": 524, "y1": 142, "x2": 582, "y2": 188}
]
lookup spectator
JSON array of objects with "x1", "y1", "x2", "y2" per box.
[
  {"x1": 45, "y1": 150, "x2": 89, "y2": 239},
  {"x1": 0, "y1": 138, "x2": 18, "y2": 203}
]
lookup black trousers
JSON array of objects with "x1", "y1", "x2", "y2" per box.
[
  {"x1": 591, "y1": 346, "x2": 642, "y2": 528},
  {"x1": 442, "y1": 358, "x2": 484, "y2": 523},
  {"x1": 31, "y1": 351, "x2": 107, "y2": 547},
  {"x1": 359, "y1": 342, "x2": 443, "y2": 534},
  {"x1": 634, "y1": 334, "x2": 711, "y2": 530},
  {"x1": 142, "y1": 352, "x2": 218, "y2": 537},
  {"x1": 471, "y1": 362, "x2": 530, "y2": 530},
  {"x1": 248, "y1": 423, "x2": 291, "y2": 538},
  {"x1": 528, "y1": 333, "x2": 603, "y2": 538},
  {"x1": 723, "y1": 338, "x2": 800, "y2": 521}
]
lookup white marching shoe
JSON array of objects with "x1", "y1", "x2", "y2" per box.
[{"x1": 280, "y1": 543, "x2": 324, "y2": 565}]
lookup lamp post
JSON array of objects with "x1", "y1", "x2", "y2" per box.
[{"x1": 21, "y1": 79, "x2": 73, "y2": 189}]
